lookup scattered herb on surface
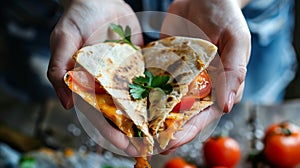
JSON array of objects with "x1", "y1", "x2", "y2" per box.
[
  {"x1": 129, "y1": 71, "x2": 173, "y2": 100},
  {"x1": 19, "y1": 156, "x2": 36, "y2": 168}
]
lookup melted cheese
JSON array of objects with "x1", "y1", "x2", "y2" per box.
[
  {"x1": 66, "y1": 71, "x2": 154, "y2": 156},
  {"x1": 157, "y1": 113, "x2": 185, "y2": 149},
  {"x1": 134, "y1": 157, "x2": 151, "y2": 168},
  {"x1": 68, "y1": 79, "x2": 135, "y2": 137}
]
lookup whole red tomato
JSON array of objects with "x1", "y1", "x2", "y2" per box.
[
  {"x1": 203, "y1": 136, "x2": 241, "y2": 168},
  {"x1": 263, "y1": 122, "x2": 300, "y2": 167},
  {"x1": 164, "y1": 157, "x2": 196, "y2": 168}
]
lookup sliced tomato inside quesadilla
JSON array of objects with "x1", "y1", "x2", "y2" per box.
[
  {"x1": 172, "y1": 70, "x2": 211, "y2": 112},
  {"x1": 67, "y1": 69, "x2": 106, "y2": 94},
  {"x1": 143, "y1": 36, "x2": 217, "y2": 149},
  {"x1": 187, "y1": 70, "x2": 211, "y2": 99},
  {"x1": 155, "y1": 71, "x2": 214, "y2": 149},
  {"x1": 65, "y1": 68, "x2": 136, "y2": 137},
  {"x1": 172, "y1": 96, "x2": 195, "y2": 112},
  {"x1": 64, "y1": 42, "x2": 155, "y2": 168},
  {"x1": 63, "y1": 34, "x2": 217, "y2": 167}
]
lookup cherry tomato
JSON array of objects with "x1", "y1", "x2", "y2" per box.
[
  {"x1": 172, "y1": 96, "x2": 196, "y2": 112},
  {"x1": 263, "y1": 122, "x2": 300, "y2": 167},
  {"x1": 188, "y1": 70, "x2": 211, "y2": 99},
  {"x1": 164, "y1": 157, "x2": 196, "y2": 168},
  {"x1": 203, "y1": 136, "x2": 241, "y2": 168},
  {"x1": 68, "y1": 70, "x2": 105, "y2": 94}
]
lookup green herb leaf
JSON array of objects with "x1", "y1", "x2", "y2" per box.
[
  {"x1": 129, "y1": 84, "x2": 147, "y2": 100},
  {"x1": 124, "y1": 25, "x2": 131, "y2": 40},
  {"x1": 129, "y1": 71, "x2": 173, "y2": 100},
  {"x1": 19, "y1": 156, "x2": 36, "y2": 168},
  {"x1": 151, "y1": 76, "x2": 170, "y2": 87},
  {"x1": 144, "y1": 71, "x2": 153, "y2": 84},
  {"x1": 109, "y1": 23, "x2": 125, "y2": 38},
  {"x1": 106, "y1": 23, "x2": 138, "y2": 50},
  {"x1": 160, "y1": 83, "x2": 173, "y2": 94},
  {"x1": 133, "y1": 76, "x2": 150, "y2": 87},
  {"x1": 137, "y1": 129, "x2": 143, "y2": 137},
  {"x1": 103, "y1": 165, "x2": 114, "y2": 168}
]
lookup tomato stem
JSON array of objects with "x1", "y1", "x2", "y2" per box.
[
  {"x1": 279, "y1": 122, "x2": 292, "y2": 136},
  {"x1": 213, "y1": 129, "x2": 229, "y2": 139},
  {"x1": 281, "y1": 127, "x2": 292, "y2": 136}
]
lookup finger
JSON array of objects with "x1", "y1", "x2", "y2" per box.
[
  {"x1": 160, "y1": 105, "x2": 223, "y2": 154},
  {"x1": 235, "y1": 81, "x2": 245, "y2": 103},
  {"x1": 84, "y1": 9, "x2": 143, "y2": 47},
  {"x1": 217, "y1": 28, "x2": 251, "y2": 113},
  {"x1": 74, "y1": 95, "x2": 132, "y2": 152},
  {"x1": 47, "y1": 22, "x2": 81, "y2": 109},
  {"x1": 124, "y1": 142, "x2": 140, "y2": 157}
]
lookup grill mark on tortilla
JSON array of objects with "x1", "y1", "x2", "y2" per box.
[
  {"x1": 166, "y1": 96, "x2": 174, "y2": 102},
  {"x1": 145, "y1": 42, "x2": 156, "y2": 48},
  {"x1": 106, "y1": 58, "x2": 113, "y2": 64},
  {"x1": 173, "y1": 71, "x2": 193, "y2": 84},
  {"x1": 96, "y1": 73, "x2": 102, "y2": 78},
  {"x1": 166, "y1": 58, "x2": 185, "y2": 75}
]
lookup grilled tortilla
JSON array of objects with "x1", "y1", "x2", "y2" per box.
[
  {"x1": 64, "y1": 42, "x2": 154, "y2": 155},
  {"x1": 142, "y1": 36, "x2": 217, "y2": 149},
  {"x1": 64, "y1": 36, "x2": 218, "y2": 167}
]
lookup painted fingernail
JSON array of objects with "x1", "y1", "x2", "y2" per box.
[{"x1": 225, "y1": 92, "x2": 236, "y2": 113}]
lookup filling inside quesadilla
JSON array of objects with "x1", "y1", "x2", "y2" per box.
[
  {"x1": 141, "y1": 36, "x2": 217, "y2": 150},
  {"x1": 65, "y1": 67, "x2": 136, "y2": 137},
  {"x1": 63, "y1": 23, "x2": 218, "y2": 168},
  {"x1": 172, "y1": 70, "x2": 211, "y2": 112}
]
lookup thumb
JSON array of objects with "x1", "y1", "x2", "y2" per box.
[
  {"x1": 216, "y1": 30, "x2": 251, "y2": 113},
  {"x1": 47, "y1": 23, "x2": 81, "y2": 109}
]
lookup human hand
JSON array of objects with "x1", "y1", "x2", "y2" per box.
[
  {"x1": 48, "y1": 0, "x2": 143, "y2": 109},
  {"x1": 161, "y1": 0, "x2": 251, "y2": 113},
  {"x1": 160, "y1": 0, "x2": 251, "y2": 153},
  {"x1": 47, "y1": 0, "x2": 143, "y2": 155}
]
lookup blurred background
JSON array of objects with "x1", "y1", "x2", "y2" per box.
[{"x1": 0, "y1": 0, "x2": 299, "y2": 168}]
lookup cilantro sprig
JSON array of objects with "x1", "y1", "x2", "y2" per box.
[
  {"x1": 129, "y1": 71, "x2": 173, "y2": 100},
  {"x1": 106, "y1": 23, "x2": 138, "y2": 50}
]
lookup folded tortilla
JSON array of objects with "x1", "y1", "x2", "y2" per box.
[
  {"x1": 142, "y1": 36, "x2": 217, "y2": 149},
  {"x1": 65, "y1": 42, "x2": 154, "y2": 154},
  {"x1": 63, "y1": 36, "x2": 218, "y2": 165}
]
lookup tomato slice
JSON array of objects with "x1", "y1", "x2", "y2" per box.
[
  {"x1": 68, "y1": 70, "x2": 105, "y2": 94},
  {"x1": 172, "y1": 96, "x2": 195, "y2": 112},
  {"x1": 172, "y1": 70, "x2": 211, "y2": 112},
  {"x1": 188, "y1": 70, "x2": 211, "y2": 99}
]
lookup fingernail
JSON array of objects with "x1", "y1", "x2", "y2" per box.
[
  {"x1": 57, "y1": 87, "x2": 71, "y2": 109},
  {"x1": 225, "y1": 92, "x2": 236, "y2": 113}
]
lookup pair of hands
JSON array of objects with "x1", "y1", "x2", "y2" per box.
[{"x1": 48, "y1": 0, "x2": 251, "y2": 156}]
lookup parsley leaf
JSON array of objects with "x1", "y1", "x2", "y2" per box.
[
  {"x1": 151, "y1": 76, "x2": 170, "y2": 87},
  {"x1": 129, "y1": 71, "x2": 173, "y2": 100},
  {"x1": 129, "y1": 84, "x2": 147, "y2": 100},
  {"x1": 137, "y1": 129, "x2": 143, "y2": 137},
  {"x1": 106, "y1": 23, "x2": 138, "y2": 50}
]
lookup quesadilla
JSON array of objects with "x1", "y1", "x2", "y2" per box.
[
  {"x1": 63, "y1": 32, "x2": 217, "y2": 167},
  {"x1": 142, "y1": 36, "x2": 217, "y2": 149},
  {"x1": 64, "y1": 42, "x2": 154, "y2": 157}
]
